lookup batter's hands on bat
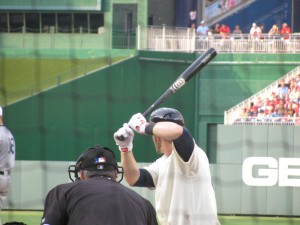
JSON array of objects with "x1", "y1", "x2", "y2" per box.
[
  {"x1": 128, "y1": 113, "x2": 150, "y2": 134},
  {"x1": 114, "y1": 123, "x2": 134, "y2": 152}
]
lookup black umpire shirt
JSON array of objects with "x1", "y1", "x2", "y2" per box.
[{"x1": 41, "y1": 176, "x2": 158, "y2": 225}]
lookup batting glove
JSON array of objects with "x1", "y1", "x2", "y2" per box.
[
  {"x1": 114, "y1": 123, "x2": 134, "y2": 152},
  {"x1": 128, "y1": 113, "x2": 150, "y2": 134}
]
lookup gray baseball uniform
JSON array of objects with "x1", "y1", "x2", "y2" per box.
[{"x1": 0, "y1": 124, "x2": 15, "y2": 210}]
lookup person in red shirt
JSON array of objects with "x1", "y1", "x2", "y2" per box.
[
  {"x1": 280, "y1": 23, "x2": 291, "y2": 39},
  {"x1": 219, "y1": 23, "x2": 230, "y2": 38}
]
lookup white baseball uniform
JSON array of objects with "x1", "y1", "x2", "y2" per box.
[
  {"x1": 144, "y1": 141, "x2": 220, "y2": 225},
  {"x1": 0, "y1": 125, "x2": 15, "y2": 210}
]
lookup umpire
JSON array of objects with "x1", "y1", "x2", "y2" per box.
[{"x1": 41, "y1": 145, "x2": 158, "y2": 225}]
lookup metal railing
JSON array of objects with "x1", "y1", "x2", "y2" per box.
[
  {"x1": 138, "y1": 25, "x2": 300, "y2": 53},
  {"x1": 233, "y1": 116, "x2": 300, "y2": 126}
]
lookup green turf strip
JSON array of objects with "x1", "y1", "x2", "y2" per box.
[
  {"x1": 1, "y1": 211, "x2": 42, "y2": 224},
  {"x1": 1, "y1": 211, "x2": 300, "y2": 225}
]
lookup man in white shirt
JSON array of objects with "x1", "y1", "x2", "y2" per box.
[
  {"x1": 250, "y1": 23, "x2": 261, "y2": 39},
  {"x1": 114, "y1": 108, "x2": 220, "y2": 225}
]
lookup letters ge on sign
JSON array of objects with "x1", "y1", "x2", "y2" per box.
[{"x1": 242, "y1": 157, "x2": 300, "y2": 187}]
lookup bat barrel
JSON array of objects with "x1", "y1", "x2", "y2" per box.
[
  {"x1": 180, "y1": 48, "x2": 217, "y2": 82},
  {"x1": 143, "y1": 48, "x2": 217, "y2": 117}
]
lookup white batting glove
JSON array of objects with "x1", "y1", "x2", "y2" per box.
[
  {"x1": 128, "y1": 113, "x2": 149, "y2": 134},
  {"x1": 113, "y1": 123, "x2": 134, "y2": 152}
]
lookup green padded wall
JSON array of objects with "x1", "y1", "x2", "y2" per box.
[
  {"x1": 4, "y1": 51, "x2": 300, "y2": 163},
  {"x1": 5, "y1": 53, "x2": 196, "y2": 162}
]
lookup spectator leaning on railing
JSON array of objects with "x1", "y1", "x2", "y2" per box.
[
  {"x1": 280, "y1": 23, "x2": 291, "y2": 39},
  {"x1": 232, "y1": 25, "x2": 242, "y2": 35},
  {"x1": 268, "y1": 24, "x2": 279, "y2": 36},
  {"x1": 220, "y1": 23, "x2": 230, "y2": 39},
  {"x1": 196, "y1": 20, "x2": 209, "y2": 38},
  {"x1": 250, "y1": 23, "x2": 261, "y2": 39}
]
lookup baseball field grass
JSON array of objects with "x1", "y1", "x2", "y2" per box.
[{"x1": 1, "y1": 211, "x2": 300, "y2": 225}]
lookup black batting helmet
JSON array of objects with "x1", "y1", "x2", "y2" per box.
[{"x1": 150, "y1": 107, "x2": 184, "y2": 126}]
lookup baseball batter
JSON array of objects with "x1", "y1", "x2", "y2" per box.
[
  {"x1": 114, "y1": 108, "x2": 220, "y2": 225},
  {"x1": 0, "y1": 106, "x2": 15, "y2": 213}
]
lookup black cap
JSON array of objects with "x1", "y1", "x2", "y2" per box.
[{"x1": 76, "y1": 145, "x2": 118, "y2": 172}]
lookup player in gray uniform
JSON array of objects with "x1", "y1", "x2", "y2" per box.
[{"x1": 0, "y1": 106, "x2": 16, "y2": 220}]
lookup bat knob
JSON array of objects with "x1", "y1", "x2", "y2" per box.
[{"x1": 116, "y1": 135, "x2": 125, "y2": 141}]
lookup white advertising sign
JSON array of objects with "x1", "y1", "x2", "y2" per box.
[{"x1": 242, "y1": 157, "x2": 300, "y2": 187}]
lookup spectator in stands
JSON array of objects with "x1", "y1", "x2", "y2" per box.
[
  {"x1": 293, "y1": 103, "x2": 299, "y2": 113},
  {"x1": 239, "y1": 108, "x2": 248, "y2": 119},
  {"x1": 269, "y1": 92, "x2": 279, "y2": 106},
  {"x1": 212, "y1": 23, "x2": 220, "y2": 34},
  {"x1": 207, "y1": 28, "x2": 214, "y2": 40},
  {"x1": 287, "y1": 77, "x2": 297, "y2": 90},
  {"x1": 219, "y1": 23, "x2": 230, "y2": 39},
  {"x1": 280, "y1": 23, "x2": 291, "y2": 39},
  {"x1": 189, "y1": 10, "x2": 197, "y2": 27},
  {"x1": 286, "y1": 103, "x2": 296, "y2": 117},
  {"x1": 232, "y1": 25, "x2": 242, "y2": 41},
  {"x1": 276, "y1": 99, "x2": 287, "y2": 117},
  {"x1": 232, "y1": 25, "x2": 242, "y2": 35},
  {"x1": 295, "y1": 74, "x2": 300, "y2": 86},
  {"x1": 248, "y1": 105, "x2": 258, "y2": 118},
  {"x1": 255, "y1": 96, "x2": 264, "y2": 109},
  {"x1": 250, "y1": 23, "x2": 261, "y2": 39},
  {"x1": 257, "y1": 109, "x2": 265, "y2": 121},
  {"x1": 267, "y1": 104, "x2": 276, "y2": 117},
  {"x1": 218, "y1": 0, "x2": 227, "y2": 11},
  {"x1": 289, "y1": 86, "x2": 299, "y2": 103},
  {"x1": 295, "y1": 110, "x2": 300, "y2": 125},
  {"x1": 268, "y1": 24, "x2": 279, "y2": 36},
  {"x1": 271, "y1": 109, "x2": 281, "y2": 120},
  {"x1": 259, "y1": 24, "x2": 265, "y2": 39},
  {"x1": 276, "y1": 79, "x2": 289, "y2": 100},
  {"x1": 293, "y1": 103, "x2": 299, "y2": 115},
  {"x1": 189, "y1": 22, "x2": 196, "y2": 33},
  {"x1": 228, "y1": 0, "x2": 235, "y2": 9},
  {"x1": 196, "y1": 20, "x2": 209, "y2": 38},
  {"x1": 260, "y1": 99, "x2": 269, "y2": 114}
]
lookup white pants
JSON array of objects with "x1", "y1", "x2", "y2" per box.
[{"x1": 0, "y1": 174, "x2": 11, "y2": 210}]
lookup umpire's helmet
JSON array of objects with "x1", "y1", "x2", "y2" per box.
[
  {"x1": 150, "y1": 107, "x2": 184, "y2": 126},
  {"x1": 68, "y1": 145, "x2": 123, "y2": 182}
]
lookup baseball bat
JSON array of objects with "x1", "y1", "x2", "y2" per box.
[
  {"x1": 142, "y1": 47, "x2": 217, "y2": 117},
  {"x1": 117, "y1": 48, "x2": 217, "y2": 141}
]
